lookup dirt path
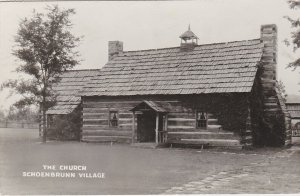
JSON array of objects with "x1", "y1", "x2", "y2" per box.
[{"x1": 164, "y1": 142, "x2": 300, "y2": 194}]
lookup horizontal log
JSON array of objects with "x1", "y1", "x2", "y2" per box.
[
  {"x1": 82, "y1": 127, "x2": 131, "y2": 131},
  {"x1": 168, "y1": 131, "x2": 234, "y2": 135},
  {"x1": 83, "y1": 104, "x2": 133, "y2": 110},
  {"x1": 118, "y1": 124, "x2": 132, "y2": 128},
  {"x1": 119, "y1": 113, "x2": 133, "y2": 118},
  {"x1": 83, "y1": 119, "x2": 108, "y2": 125},
  {"x1": 168, "y1": 132, "x2": 238, "y2": 140},
  {"x1": 207, "y1": 124, "x2": 222, "y2": 129},
  {"x1": 168, "y1": 120, "x2": 195, "y2": 127},
  {"x1": 168, "y1": 125, "x2": 195, "y2": 129},
  {"x1": 82, "y1": 130, "x2": 132, "y2": 136},
  {"x1": 165, "y1": 128, "x2": 198, "y2": 132},
  {"x1": 81, "y1": 123, "x2": 136, "y2": 129},
  {"x1": 83, "y1": 112, "x2": 132, "y2": 118},
  {"x1": 168, "y1": 118, "x2": 195, "y2": 122},
  {"x1": 207, "y1": 113, "x2": 215, "y2": 118},
  {"x1": 82, "y1": 135, "x2": 132, "y2": 139},
  {"x1": 168, "y1": 113, "x2": 196, "y2": 118},
  {"x1": 83, "y1": 118, "x2": 108, "y2": 122},
  {"x1": 119, "y1": 118, "x2": 132, "y2": 122},
  {"x1": 81, "y1": 135, "x2": 132, "y2": 143},
  {"x1": 207, "y1": 119, "x2": 218, "y2": 125},
  {"x1": 83, "y1": 124, "x2": 108, "y2": 129},
  {"x1": 168, "y1": 118, "x2": 220, "y2": 126},
  {"x1": 83, "y1": 113, "x2": 108, "y2": 119},
  {"x1": 83, "y1": 108, "x2": 109, "y2": 113},
  {"x1": 168, "y1": 138, "x2": 241, "y2": 147}
]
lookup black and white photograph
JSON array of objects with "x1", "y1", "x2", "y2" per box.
[{"x1": 0, "y1": 0, "x2": 300, "y2": 195}]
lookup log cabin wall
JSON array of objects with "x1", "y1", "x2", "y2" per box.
[
  {"x1": 81, "y1": 94, "x2": 249, "y2": 146},
  {"x1": 81, "y1": 96, "x2": 188, "y2": 143}
]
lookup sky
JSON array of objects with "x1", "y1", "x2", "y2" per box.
[{"x1": 0, "y1": 0, "x2": 299, "y2": 111}]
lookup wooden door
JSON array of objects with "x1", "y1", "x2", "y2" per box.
[{"x1": 137, "y1": 111, "x2": 156, "y2": 142}]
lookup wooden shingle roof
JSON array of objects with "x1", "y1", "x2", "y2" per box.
[
  {"x1": 47, "y1": 69, "x2": 100, "y2": 115},
  {"x1": 81, "y1": 39, "x2": 263, "y2": 97},
  {"x1": 130, "y1": 100, "x2": 168, "y2": 113}
]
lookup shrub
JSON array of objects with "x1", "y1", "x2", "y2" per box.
[{"x1": 47, "y1": 108, "x2": 81, "y2": 140}]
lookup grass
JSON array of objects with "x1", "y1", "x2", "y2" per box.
[{"x1": 0, "y1": 128, "x2": 299, "y2": 195}]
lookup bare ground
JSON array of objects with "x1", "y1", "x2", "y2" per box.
[{"x1": 0, "y1": 128, "x2": 299, "y2": 195}]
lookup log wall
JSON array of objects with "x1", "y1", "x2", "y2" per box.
[{"x1": 81, "y1": 94, "x2": 248, "y2": 147}]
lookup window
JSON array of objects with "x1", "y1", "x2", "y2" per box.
[
  {"x1": 109, "y1": 111, "x2": 118, "y2": 127},
  {"x1": 196, "y1": 111, "x2": 207, "y2": 129}
]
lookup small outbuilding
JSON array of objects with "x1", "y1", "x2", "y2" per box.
[
  {"x1": 45, "y1": 69, "x2": 100, "y2": 139},
  {"x1": 286, "y1": 95, "x2": 300, "y2": 137}
]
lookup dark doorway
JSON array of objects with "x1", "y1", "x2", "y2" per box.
[{"x1": 137, "y1": 111, "x2": 156, "y2": 142}]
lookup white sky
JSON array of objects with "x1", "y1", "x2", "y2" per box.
[{"x1": 0, "y1": 0, "x2": 299, "y2": 111}]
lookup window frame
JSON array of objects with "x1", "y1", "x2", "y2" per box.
[
  {"x1": 109, "y1": 111, "x2": 119, "y2": 127},
  {"x1": 196, "y1": 110, "x2": 207, "y2": 129}
]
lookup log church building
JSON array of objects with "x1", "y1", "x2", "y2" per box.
[{"x1": 47, "y1": 24, "x2": 292, "y2": 148}]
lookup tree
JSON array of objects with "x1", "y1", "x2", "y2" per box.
[
  {"x1": 284, "y1": 0, "x2": 300, "y2": 70},
  {"x1": 0, "y1": 107, "x2": 6, "y2": 122},
  {"x1": 1, "y1": 5, "x2": 81, "y2": 142},
  {"x1": 6, "y1": 105, "x2": 38, "y2": 122},
  {"x1": 277, "y1": 80, "x2": 287, "y2": 102}
]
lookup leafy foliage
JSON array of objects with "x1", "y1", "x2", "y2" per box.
[
  {"x1": 284, "y1": 0, "x2": 300, "y2": 69},
  {"x1": 0, "y1": 108, "x2": 6, "y2": 122},
  {"x1": 277, "y1": 80, "x2": 287, "y2": 102},
  {"x1": 47, "y1": 108, "x2": 81, "y2": 140},
  {"x1": 6, "y1": 106, "x2": 38, "y2": 122},
  {"x1": 1, "y1": 5, "x2": 81, "y2": 109},
  {"x1": 0, "y1": 5, "x2": 81, "y2": 141}
]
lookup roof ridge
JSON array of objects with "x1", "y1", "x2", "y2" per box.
[{"x1": 121, "y1": 38, "x2": 261, "y2": 54}]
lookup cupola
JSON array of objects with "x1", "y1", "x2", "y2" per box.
[{"x1": 180, "y1": 25, "x2": 198, "y2": 51}]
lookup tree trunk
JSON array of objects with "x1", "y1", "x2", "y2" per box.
[{"x1": 42, "y1": 96, "x2": 47, "y2": 143}]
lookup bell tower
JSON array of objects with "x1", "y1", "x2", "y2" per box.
[{"x1": 180, "y1": 25, "x2": 198, "y2": 51}]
